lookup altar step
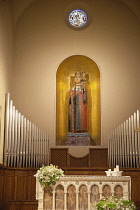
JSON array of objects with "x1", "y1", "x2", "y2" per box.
[{"x1": 10, "y1": 201, "x2": 38, "y2": 210}]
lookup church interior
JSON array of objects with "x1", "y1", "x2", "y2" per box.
[{"x1": 0, "y1": 0, "x2": 140, "y2": 209}]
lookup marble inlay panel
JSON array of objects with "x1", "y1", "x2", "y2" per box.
[{"x1": 67, "y1": 185, "x2": 76, "y2": 210}]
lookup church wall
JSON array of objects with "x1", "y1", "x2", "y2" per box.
[
  {"x1": 0, "y1": 0, "x2": 13, "y2": 163},
  {"x1": 12, "y1": 0, "x2": 140, "y2": 154}
]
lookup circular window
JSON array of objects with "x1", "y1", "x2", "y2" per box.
[{"x1": 68, "y1": 9, "x2": 88, "y2": 28}]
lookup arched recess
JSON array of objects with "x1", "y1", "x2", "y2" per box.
[{"x1": 56, "y1": 55, "x2": 101, "y2": 145}]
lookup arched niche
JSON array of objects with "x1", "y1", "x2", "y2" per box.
[
  {"x1": 67, "y1": 185, "x2": 76, "y2": 210},
  {"x1": 90, "y1": 185, "x2": 100, "y2": 202},
  {"x1": 79, "y1": 185, "x2": 88, "y2": 209},
  {"x1": 55, "y1": 185, "x2": 64, "y2": 210},
  {"x1": 114, "y1": 185, "x2": 123, "y2": 197},
  {"x1": 102, "y1": 185, "x2": 112, "y2": 198},
  {"x1": 56, "y1": 55, "x2": 101, "y2": 145}
]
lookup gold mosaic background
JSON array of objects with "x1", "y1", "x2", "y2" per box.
[{"x1": 56, "y1": 55, "x2": 101, "y2": 145}]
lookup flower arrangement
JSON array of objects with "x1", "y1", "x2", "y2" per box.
[
  {"x1": 34, "y1": 164, "x2": 64, "y2": 186},
  {"x1": 91, "y1": 196, "x2": 136, "y2": 210}
]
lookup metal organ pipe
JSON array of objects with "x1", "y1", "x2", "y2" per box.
[
  {"x1": 3, "y1": 93, "x2": 50, "y2": 168},
  {"x1": 108, "y1": 108, "x2": 140, "y2": 168}
]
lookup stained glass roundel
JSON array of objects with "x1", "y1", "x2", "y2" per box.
[{"x1": 68, "y1": 9, "x2": 88, "y2": 27}]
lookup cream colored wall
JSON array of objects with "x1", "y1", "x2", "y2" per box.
[
  {"x1": 0, "y1": 1, "x2": 13, "y2": 163},
  {"x1": 13, "y1": 0, "x2": 140, "y2": 153}
]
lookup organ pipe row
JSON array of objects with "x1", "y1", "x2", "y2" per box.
[
  {"x1": 108, "y1": 108, "x2": 140, "y2": 168},
  {"x1": 4, "y1": 93, "x2": 50, "y2": 168}
]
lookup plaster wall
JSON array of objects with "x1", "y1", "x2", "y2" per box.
[
  {"x1": 0, "y1": 0, "x2": 13, "y2": 163},
  {"x1": 12, "y1": 0, "x2": 140, "y2": 155}
]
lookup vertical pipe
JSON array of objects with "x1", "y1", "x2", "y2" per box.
[
  {"x1": 38, "y1": 129, "x2": 41, "y2": 167},
  {"x1": 116, "y1": 127, "x2": 120, "y2": 166},
  {"x1": 17, "y1": 113, "x2": 21, "y2": 167},
  {"x1": 28, "y1": 121, "x2": 32, "y2": 167},
  {"x1": 4, "y1": 93, "x2": 10, "y2": 166},
  {"x1": 31, "y1": 124, "x2": 34, "y2": 167},
  {"x1": 40, "y1": 131, "x2": 43, "y2": 166},
  {"x1": 115, "y1": 128, "x2": 118, "y2": 165},
  {"x1": 36, "y1": 127, "x2": 39, "y2": 167},
  {"x1": 19, "y1": 115, "x2": 24, "y2": 167},
  {"x1": 13, "y1": 110, "x2": 18, "y2": 167},
  {"x1": 113, "y1": 130, "x2": 116, "y2": 167},
  {"x1": 123, "y1": 121, "x2": 127, "y2": 168},
  {"x1": 10, "y1": 106, "x2": 15, "y2": 167},
  {"x1": 131, "y1": 115, "x2": 135, "y2": 168},
  {"x1": 121, "y1": 124, "x2": 125, "y2": 168},
  {"x1": 42, "y1": 132, "x2": 45, "y2": 165},
  {"x1": 126, "y1": 120, "x2": 130, "y2": 168},
  {"x1": 44, "y1": 133, "x2": 47, "y2": 165},
  {"x1": 128, "y1": 117, "x2": 133, "y2": 168},
  {"x1": 26, "y1": 120, "x2": 29, "y2": 167},
  {"x1": 134, "y1": 112, "x2": 139, "y2": 168},
  {"x1": 108, "y1": 138, "x2": 110, "y2": 168},
  {"x1": 47, "y1": 135, "x2": 50, "y2": 165},
  {"x1": 118, "y1": 125, "x2": 122, "y2": 168},
  {"x1": 7, "y1": 100, "x2": 13, "y2": 167},
  {"x1": 137, "y1": 109, "x2": 140, "y2": 167},
  {"x1": 23, "y1": 117, "x2": 27, "y2": 167},
  {"x1": 33, "y1": 124, "x2": 36, "y2": 167}
]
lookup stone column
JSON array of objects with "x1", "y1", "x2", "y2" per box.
[
  {"x1": 37, "y1": 184, "x2": 44, "y2": 210},
  {"x1": 52, "y1": 189, "x2": 55, "y2": 210},
  {"x1": 64, "y1": 189, "x2": 67, "y2": 210},
  {"x1": 88, "y1": 190, "x2": 91, "y2": 210},
  {"x1": 76, "y1": 190, "x2": 79, "y2": 210}
]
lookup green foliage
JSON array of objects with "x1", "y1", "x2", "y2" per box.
[{"x1": 93, "y1": 196, "x2": 137, "y2": 210}]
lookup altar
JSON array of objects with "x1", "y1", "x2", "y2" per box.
[{"x1": 36, "y1": 175, "x2": 131, "y2": 210}]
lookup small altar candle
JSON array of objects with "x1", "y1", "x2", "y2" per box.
[
  {"x1": 108, "y1": 169, "x2": 111, "y2": 172},
  {"x1": 116, "y1": 165, "x2": 119, "y2": 171},
  {"x1": 114, "y1": 168, "x2": 117, "y2": 172}
]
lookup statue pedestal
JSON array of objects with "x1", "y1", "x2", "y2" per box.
[{"x1": 67, "y1": 133, "x2": 90, "y2": 146}]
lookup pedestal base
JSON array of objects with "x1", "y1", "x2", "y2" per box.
[{"x1": 67, "y1": 133, "x2": 90, "y2": 146}]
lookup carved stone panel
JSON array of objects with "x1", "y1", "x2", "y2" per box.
[
  {"x1": 91, "y1": 185, "x2": 100, "y2": 203},
  {"x1": 55, "y1": 185, "x2": 64, "y2": 210},
  {"x1": 114, "y1": 185, "x2": 123, "y2": 197},
  {"x1": 102, "y1": 185, "x2": 112, "y2": 198},
  {"x1": 67, "y1": 185, "x2": 76, "y2": 210},
  {"x1": 79, "y1": 185, "x2": 88, "y2": 210}
]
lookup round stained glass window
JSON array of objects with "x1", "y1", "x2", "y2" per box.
[{"x1": 68, "y1": 9, "x2": 88, "y2": 28}]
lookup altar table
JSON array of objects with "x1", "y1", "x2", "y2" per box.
[{"x1": 36, "y1": 175, "x2": 131, "y2": 210}]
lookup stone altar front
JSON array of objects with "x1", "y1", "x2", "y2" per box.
[{"x1": 36, "y1": 175, "x2": 131, "y2": 210}]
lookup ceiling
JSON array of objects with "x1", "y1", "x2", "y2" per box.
[{"x1": 11, "y1": 0, "x2": 140, "y2": 29}]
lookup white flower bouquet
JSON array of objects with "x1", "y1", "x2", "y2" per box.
[
  {"x1": 93, "y1": 196, "x2": 136, "y2": 210},
  {"x1": 34, "y1": 164, "x2": 64, "y2": 186}
]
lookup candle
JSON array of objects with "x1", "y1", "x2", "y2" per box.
[
  {"x1": 108, "y1": 169, "x2": 111, "y2": 172},
  {"x1": 116, "y1": 165, "x2": 119, "y2": 171},
  {"x1": 114, "y1": 168, "x2": 117, "y2": 172}
]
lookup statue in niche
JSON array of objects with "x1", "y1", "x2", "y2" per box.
[{"x1": 68, "y1": 71, "x2": 88, "y2": 133}]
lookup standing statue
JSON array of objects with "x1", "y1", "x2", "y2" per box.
[{"x1": 68, "y1": 71, "x2": 88, "y2": 133}]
